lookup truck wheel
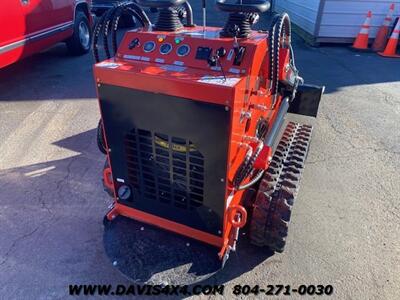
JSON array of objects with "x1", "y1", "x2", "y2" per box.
[
  {"x1": 66, "y1": 11, "x2": 92, "y2": 55},
  {"x1": 97, "y1": 119, "x2": 107, "y2": 154}
]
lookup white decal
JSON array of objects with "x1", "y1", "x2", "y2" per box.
[
  {"x1": 173, "y1": 61, "x2": 185, "y2": 66},
  {"x1": 198, "y1": 76, "x2": 241, "y2": 87},
  {"x1": 97, "y1": 62, "x2": 121, "y2": 69},
  {"x1": 123, "y1": 54, "x2": 141, "y2": 60},
  {"x1": 210, "y1": 66, "x2": 222, "y2": 71},
  {"x1": 160, "y1": 65, "x2": 187, "y2": 72}
]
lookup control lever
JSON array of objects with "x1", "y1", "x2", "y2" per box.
[
  {"x1": 232, "y1": 25, "x2": 240, "y2": 54},
  {"x1": 207, "y1": 56, "x2": 217, "y2": 67},
  {"x1": 230, "y1": 25, "x2": 245, "y2": 66},
  {"x1": 208, "y1": 47, "x2": 227, "y2": 66},
  {"x1": 233, "y1": 47, "x2": 246, "y2": 66},
  {"x1": 216, "y1": 47, "x2": 226, "y2": 57},
  {"x1": 207, "y1": 47, "x2": 227, "y2": 81}
]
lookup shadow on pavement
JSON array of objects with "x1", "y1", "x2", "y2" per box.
[
  {"x1": 0, "y1": 128, "x2": 274, "y2": 286},
  {"x1": 0, "y1": 129, "x2": 112, "y2": 285},
  {"x1": 102, "y1": 214, "x2": 274, "y2": 285},
  {"x1": 0, "y1": 44, "x2": 96, "y2": 101}
]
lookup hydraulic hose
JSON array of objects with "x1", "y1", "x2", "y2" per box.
[
  {"x1": 182, "y1": 2, "x2": 194, "y2": 26},
  {"x1": 93, "y1": 5, "x2": 119, "y2": 62},
  {"x1": 108, "y1": 5, "x2": 128, "y2": 59},
  {"x1": 111, "y1": 7, "x2": 145, "y2": 56},
  {"x1": 109, "y1": 3, "x2": 150, "y2": 58},
  {"x1": 233, "y1": 141, "x2": 264, "y2": 190},
  {"x1": 123, "y1": 2, "x2": 151, "y2": 27},
  {"x1": 238, "y1": 169, "x2": 264, "y2": 191},
  {"x1": 109, "y1": 3, "x2": 151, "y2": 58},
  {"x1": 103, "y1": 7, "x2": 120, "y2": 59},
  {"x1": 92, "y1": 1, "x2": 150, "y2": 63},
  {"x1": 233, "y1": 14, "x2": 293, "y2": 191}
]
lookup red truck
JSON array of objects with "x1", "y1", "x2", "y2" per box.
[{"x1": 0, "y1": 0, "x2": 93, "y2": 69}]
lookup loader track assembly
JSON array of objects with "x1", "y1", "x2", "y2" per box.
[
  {"x1": 250, "y1": 122, "x2": 313, "y2": 252},
  {"x1": 93, "y1": 0, "x2": 324, "y2": 281}
]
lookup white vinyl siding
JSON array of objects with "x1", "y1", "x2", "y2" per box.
[
  {"x1": 275, "y1": 0, "x2": 321, "y2": 34},
  {"x1": 275, "y1": 0, "x2": 400, "y2": 42},
  {"x1": 319, "y1": 0, "x2": 400, "y2": 39}
]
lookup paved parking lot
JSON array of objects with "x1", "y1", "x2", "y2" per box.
[{"x1": 1, "y1": 3, "x2": 400, "y2": 299}]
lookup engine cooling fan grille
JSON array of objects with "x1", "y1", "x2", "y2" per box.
[{"x1": 124, "y1": 128, "x2": 205, "y2": 210}]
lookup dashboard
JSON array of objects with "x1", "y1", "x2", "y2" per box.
[
  {"x1": 137, "y1": 40, "x2": 191, "y2": 57},
  {"x1": 115, "y1": 29, "x2": 267, "y2": 74}
]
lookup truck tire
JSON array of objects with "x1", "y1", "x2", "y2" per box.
[{"x1": 66, "y1": 11, "x2": 92, "y2": 55}]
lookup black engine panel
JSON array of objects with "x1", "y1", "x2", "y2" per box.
[{"x1": 98, "y1": 84, "x2": 231, "y2": 236}]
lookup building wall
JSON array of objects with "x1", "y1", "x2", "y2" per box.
[
  {"x1": 275, "y1": 0, "x2": 400, "y2": 42},
  {"x1": 319, "y1": 0, "x2": 400, "y2": 39},
  {"x1": 274, "y1": 0, "x2": 321, "y2": 34}
]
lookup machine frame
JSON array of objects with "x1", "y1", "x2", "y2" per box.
[{"x1": 93, "y1": 0, "x2": 323, "y2": 264}]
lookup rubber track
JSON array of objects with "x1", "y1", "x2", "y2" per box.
[{"x1": 249, "y1": 122, "x2": 313, "y2": 252}]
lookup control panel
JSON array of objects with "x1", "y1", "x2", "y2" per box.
[
  {"x1": 195, "y1": 47, "x2": 212, "y2": 60},
  {"x1": 115, "y1": 28, "x2": 267, "y2": 75}
]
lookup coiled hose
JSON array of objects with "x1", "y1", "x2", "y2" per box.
[
  {"x1": 93, "y1": 1, "x2": 151, "y2": 63},
  {"x1": 110, "y1": 4, "x2": 150, "y2": 57},
  {"x1": 233, "y1": 141, "x2": 264, "y2": 190},
  {"x1": 93, "y1": 1, "x2": 192, "y2": 63}
]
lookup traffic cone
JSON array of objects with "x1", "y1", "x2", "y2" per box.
[
  {"x1": 372, "y1": 3, "x2": 395, "y2": 52},
  {"x1": 352, "y1": 11, "x2": 372, "y2": 50},
  {"x1": 378, "y1": 17, "x2": 400, "y2": 58}
]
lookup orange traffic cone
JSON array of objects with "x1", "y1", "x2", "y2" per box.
[
  {"x1": 378, "y1": 17, "x2": 400, "y2": 57},
  {"x1": 372, "y1": 3, "x2": 395, "y2": 52},
  {"x1": 352, "y1": 11, "x2": 372, "y2": 50}
]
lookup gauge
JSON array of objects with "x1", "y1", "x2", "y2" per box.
[
  {"x1": 118, "y1": 185, "x2": 132, "y2": 201},
  {"x1": 177, "y1": 44, "x2": 190, "y2": 57},
  {"x1": 160, "y1": 43, "x2": 173, "y2": 55},
  {"x1": 143, "y1": 41, "x2": 156, "y2": 53}
]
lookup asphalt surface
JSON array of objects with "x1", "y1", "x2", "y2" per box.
[{"x1": 1, "y1": 4, "x2": 400, "y2": 300}]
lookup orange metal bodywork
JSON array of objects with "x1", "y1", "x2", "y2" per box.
[{"x1": 94, "y1": 26, "x2": 287, "y2": 259}]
